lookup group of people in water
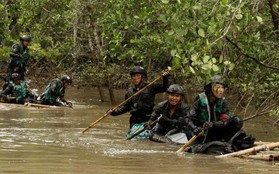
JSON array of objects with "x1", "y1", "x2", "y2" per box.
[
  {"x1": 107, "y1": 66, "x2": 255, "y2": 154},
  {"x1": 0, "y1": 35, "x2": 72, "y2": 107},
  {"x1": 0, "y1": 35, "x2": 255, "y2": 154}
]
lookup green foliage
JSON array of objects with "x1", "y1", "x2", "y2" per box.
[{"x1": 0, "y1": 0, "x2": 278, "y2": 117}]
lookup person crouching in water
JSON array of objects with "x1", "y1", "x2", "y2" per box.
[
  {"x1": 148, "y1": 84, "x2": 190, "y2": 144},
  {"x1": 1, "y1": 73, "x2": 37, "y2": 104},
  {"x1": 38, "y1": 75, "x2": 73, "y2": 107},
  {"x1": 185, "y1": 75, "x2": 254, "y2": 153},
  {"x1": 109, "y1": 66, "x2": 169, "y2": 139}
]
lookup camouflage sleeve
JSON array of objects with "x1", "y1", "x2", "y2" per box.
[
  {"x1": 9, "y1": 44, "x2": 21, "y2": 58},
  {"x1": 48, "y1": 80, "x2": 58, "y2": 95},
  {"x1": 1, "y1": 83, "x2": 13, "y2": 96},
  {"x1": 149, "y1": 102, "x2": 164, "y2": 121},
  {"x1": 220, "y1": 99, "x2": 232, "y2": 121},
  {"x1": 188, "y1": 97, "x2": 200, "y2": 121}
]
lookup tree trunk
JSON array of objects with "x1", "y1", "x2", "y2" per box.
[
  {"x1": 108, "y1": 86, "x2": 116, "y2": 105},
  {"x1": 268, "y1": 0, "x2": 279, "y2": 34},
  {"x1": 97, "y1": 86, "x2": 104, "y2": 102},
  {"x1": 105, "y1": 77, "x2": 116, "y2": 105},
  {"x1": 147, "y1": 54, "x2": 152, "y2": 74}
]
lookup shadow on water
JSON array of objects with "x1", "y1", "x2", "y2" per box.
[{"x1": 0, "y1": 87, "x2": 278, "y2": 174}]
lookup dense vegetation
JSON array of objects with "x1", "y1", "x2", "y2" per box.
[{"x1": 0, "y1": 0, "x2": 278, "y2": 122}]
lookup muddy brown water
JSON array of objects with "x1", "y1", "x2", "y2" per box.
[{"x1": 0, "y1": 87, "x2": 278, "y2": 174}]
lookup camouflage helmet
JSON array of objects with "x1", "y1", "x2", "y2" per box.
[
  {"x1": 61, "y1": 75, "x2": 72, "y2": 84},
  {"x1": 11, "y1": 73, "x2": 21, "y2": 80},
  {"x1": 129, "y1": 66, "x2": 147, "y2": 78},
  {"x1": 209, "y1": 75, "x2": 226, "y2": 85},
  {"x1": 166, "y1": 84, "x2": 184, "y2": 96},
  {"x1": 205, "y1": 75, "x2": 227, "y2": 91},
  {"x1": 20, "y1": 35, "x2": 32, "y2": 42}
]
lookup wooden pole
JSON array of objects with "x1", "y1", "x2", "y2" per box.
[
  {"x1": 242, "y1": 154, "x2": 279, "y2": 161},
  {"x1": 216, "y1": 142, "x2": 279, "y2": 158},
  {"x1": 82, "y1": 75, "x2": 163, "y2": 133},
  {"x1": 24, "y1": 102, "x2": 62, "y2": 109},
  {"x1": 176, "y1": 129, "x2": 205, "y2": 153}
]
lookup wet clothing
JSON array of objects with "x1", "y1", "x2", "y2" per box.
[
  {"x1": 187, "y1": 92, "x2": 235, "y2": 143},
  {"x1": 127, "y1": 122, "x2": 151, "y2": 140},
  {"x1": 1, "y1": 80, "x2": 34, "y2": 104},
  {"x1": 39, "y1": 78, "x2": 66, "y2": 106},
  {"x1": 149, "y1": 100, "x2": 190, "y2": 143},
  {"x1": 111, "y1": 76, "x2": 168, "y2": 128},
  {"x1": 150, "y1": 100, "x2": 190, "y2": 135},
  {"x1": 6, "y1": 44, "x2": 30, "y2": 80},
  {"x1": 193, "y1": 92, "x2": 232, "y2": 124},
  {"x1": 3, "y1": 44, "x2": 30, "y2": 90},
  {"x1": 185, "y1": 130, "x2": 255, "y2": 154}
]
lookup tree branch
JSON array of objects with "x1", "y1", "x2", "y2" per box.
[
  {"x1": 225, "y1": 36, "x2": 279, "y2": 71},
  {"x1": 212, "y1": 0, "x2": 243, "y2": 44}
]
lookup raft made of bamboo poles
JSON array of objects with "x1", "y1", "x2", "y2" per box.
[
  {"x1": 0, "y1": 101, "x2": 63, "y2": 109},
  {"x1": 216, "y1": 142, "x2": 279, "y2": 162}
]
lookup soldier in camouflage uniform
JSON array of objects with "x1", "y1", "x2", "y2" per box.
[
  {"x1": 186, "y1": 75, "x2": 243, "y2": 143},
  {"x1": 1, "y1": 73, "x2": 35, "y2": 104},
  {"x1": 39, "y1": 75, "x2": 73, "y2": 107},
  {"x1": 3, "y1": 35, "x2": 32, "y2": 90}
]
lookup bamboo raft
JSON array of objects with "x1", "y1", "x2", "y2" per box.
[
  {"x1": 0, "y1": 101, "x2": 64, "y2": 109},
  {"x1": 216, "y1": 142, "x2": 279, "y2": 163}
]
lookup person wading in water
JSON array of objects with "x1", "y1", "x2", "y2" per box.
[
  {"x1": 108, "y1": 66, "x2": 169, "y2": 139},
  {"x1": 148, "y1": 84, "x2": 190, "y2": 144}
]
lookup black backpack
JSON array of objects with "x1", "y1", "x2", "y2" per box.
[
  {"x1": 187, "y1": 141, "x2": 236, "y2": 155},
  {"x1": 228, "y1": 130, "x2": 255, "y2": 150}
]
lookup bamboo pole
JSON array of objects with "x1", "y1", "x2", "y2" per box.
[
  {"x1": 242, "y1": 154, "x2": 279, "y2": 161},
  {"x1": 176, "y1": 129, "x2": 205, "y2": 153},
  {"x1": 216, "y1": 142, "x2": 279, "y2": 158},
  {"x1": 82, "y1": 74, "x2": 163, "y2": 133},
  {"x1": 254, "y1": 141, "x2": 274, "y2": 145},
  {"x1": 24, "y1": 102, "x2": 62, "y2": 109}
]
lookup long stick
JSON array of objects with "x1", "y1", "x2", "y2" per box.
[
  {"x1": 216, "y1": 142, "x2": 279, "y2": 158},
  {"x1": 176, "y1": 129, "x2": 204, "y2": 153},
  {"x1": 82, "y1": 75, "x2": 163, "y2": 133},
  {"x1": 24, "y1": 102, "x2": 61, "y2": 108},
  {"x1": 242, "y1": 154, "x2": 279, "y2": 161}
]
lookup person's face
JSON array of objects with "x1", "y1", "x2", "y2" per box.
[
  {"x1": 14, "y1": 78, "x2": 21, "y2": 85},
  {"x1": 131, "y1": 73, "x2": 143, "y2": 85},
  {"x1": 62, "y1": 81, "x2": 69, "y2": 88},
  {"x1": 167, "y1": 93, "x2": 183, "y2": 106},
  {"x1": 212, "y1": 83, "x2": 225, "y2": 98},
  {"x1": 22, "y1": 40, "x2": 30, "y2": 47}
]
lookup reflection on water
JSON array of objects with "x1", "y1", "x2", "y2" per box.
[{"x1": 0, "y1": 87, "x2": 278, "y2": 174}]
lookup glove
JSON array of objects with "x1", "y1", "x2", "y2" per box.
[
  {"x1": 162, "y1": 69, "x2": 170, "y2": 77},
  {"x1": 203, "y1": 121, "x2": 213, "y2": 130},
  {"x1": 66, "y1": 101, "x2": 73, "y2": 108},
  {"x1": 193, "y1": 126, "x2": 203, "y2": 135},
  {"x1": 144, "y1": 120, "x2": 154, "y2": 130},
  {"x1": 213, "y1": 120, "x2": 228, "y2": 128},
  {"x1": 106, "y1": 108, "x2": 114, "y2": 115}
]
